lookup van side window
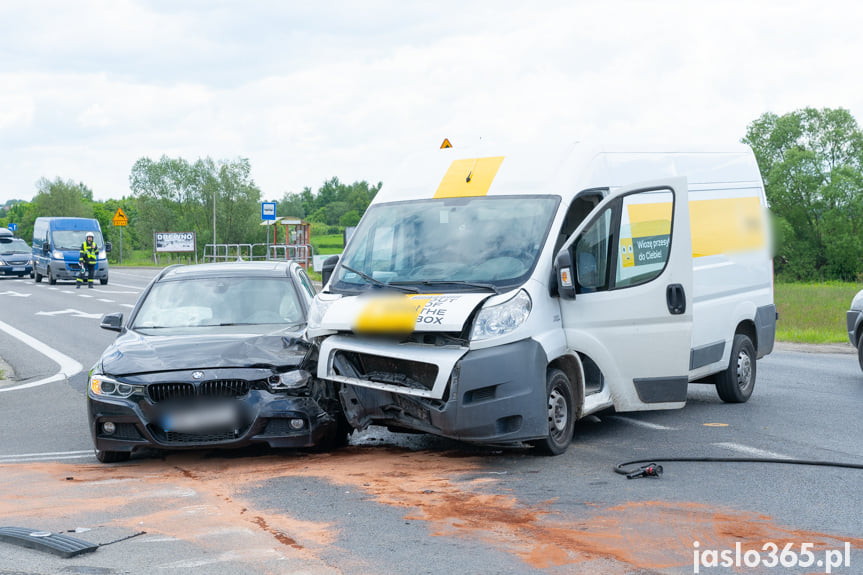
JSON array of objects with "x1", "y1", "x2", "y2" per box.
[
  {"x1": 573, "y1": 209, "x2": 612, "y2": 292},
  {"x1": 615, "y1": 190, "x2": 673, "y2": 288}
]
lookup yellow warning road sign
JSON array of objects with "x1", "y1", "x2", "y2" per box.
[
  {"x1": 440, "y1": 138, "x2": 452, "y2": 149},
  {"x1": 113, "y1": 208, "x2": 128, "y2": 227}
]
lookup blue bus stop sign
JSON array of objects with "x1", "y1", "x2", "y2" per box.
[
  {"x1": 261, "y1": 202, "x2": 276, "y2": 221},
  {"x1": 7, "y1": 223, "x2": 16, "y2": 232}
]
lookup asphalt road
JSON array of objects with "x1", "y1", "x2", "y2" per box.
[{"x1": 0, "y1": 271, "x2": 861, "y2": 575}]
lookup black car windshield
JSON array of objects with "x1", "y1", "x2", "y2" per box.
[
  {"x1": 331, "y1": 195, "x2": 559, "y2": 293},
  {"x1": 0, "y1": 238, "x2": 30, "y2": 255},
  {"x1": 52, "y1": 230, "x2": 103, "y2": 251},
  {"x1": 132, "y1": 276, "x2": 305, "y2": 330}
]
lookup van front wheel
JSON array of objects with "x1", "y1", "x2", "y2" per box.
[
  {"x1": 715, "y1": 334, "x2": 756, "y2": 403},
  {"x1": 532, "y1": 369, "x2": 575, "y2": 456},
  {"x1": 48, "y1": 268, "x2": 56, "y2": 285}
]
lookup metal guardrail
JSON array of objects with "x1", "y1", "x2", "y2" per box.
[{"x1": 203, "y1": 243, "x2": 313, "y2": 266}]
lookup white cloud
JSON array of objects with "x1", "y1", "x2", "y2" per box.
[{"x1": 1, "y1": 0, "x2": 862, "y2": 205}]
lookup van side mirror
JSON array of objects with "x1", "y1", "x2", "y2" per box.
[
  {"x1": 555, "y1": 250, "x2": 576, "y2": 300},
  {"x1": 105, "y1": 242, "x2": 112, "y2": 253},
  {"x1": 321, "y1": 255, "x2": 340, "y2": 287},
  {"x1": 100, "y1": 312, "x2": 123, "y2": 332},
  {"x1": 42, "y1": 242, "x2": 50, "y2": 253}
]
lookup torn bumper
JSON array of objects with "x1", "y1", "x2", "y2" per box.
[{"x1": 324, "y1": 336, "x2": 548, "y2": 443}]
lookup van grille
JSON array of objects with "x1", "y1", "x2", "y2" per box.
[
  {"x1": 333, "y1": 351, "x2": 438, "y2": 391},
  {"x1": 147, "y1": 380, "x2": 251, "y2": 403}
]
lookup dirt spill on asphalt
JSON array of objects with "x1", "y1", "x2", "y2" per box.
[{"x1": 0, "y1": 447, "x2": 860, "y2": 572}]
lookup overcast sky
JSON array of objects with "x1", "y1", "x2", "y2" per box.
[{"x1": 1, "y1": 0, "x2": 861, "y2": 205}]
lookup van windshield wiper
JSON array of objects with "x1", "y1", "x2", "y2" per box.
[
  {"x1": 389, "y1": 280, "x2": 500, "y2": 294},
  {"x1": 340, "y1": 264, "x2": 418, "y2": 293}
]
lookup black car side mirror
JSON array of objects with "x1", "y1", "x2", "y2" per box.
[
  {"x1": 321, "y1": 255, "x2": 340, "y2": 287},
  {"x1": 105, "y1": 242, "x2": 112, "y2": 253},
  {"x1": 42, "y1": 242, "x2": 50, "y2": 253},
  {"x1": 100, "y1": 312, "x2": 123, "y2": 332}
]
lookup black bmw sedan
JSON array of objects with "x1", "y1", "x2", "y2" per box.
[{"x1": 87, "y1": 261, "x2": 348, "y2": 463}]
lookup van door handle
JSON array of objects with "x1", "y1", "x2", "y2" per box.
[{"x1": 666, "y1": 284, "x2": 686, "y2": 315}]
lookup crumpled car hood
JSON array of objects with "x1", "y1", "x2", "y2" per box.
[{"x1": 100, "y1": 328, "x2": 310, "y2": 376}]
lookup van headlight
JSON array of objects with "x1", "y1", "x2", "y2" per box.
[
  {"x1": 306, "y1": 293, "x2": 341, "y2": 337},
  {"x1": 53, "y1": 251, "x2": 64, "y2": 259},
  {"x1": 470, "y1": 290, "x2": 532, "y2": 341}
]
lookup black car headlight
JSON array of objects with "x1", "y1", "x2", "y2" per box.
[
  {"x1": 90, "y1": 374, "x2": 142, "y2": 398},
  {"x1": 269, "y1": 370, "x2": 311, "y2": 391}
]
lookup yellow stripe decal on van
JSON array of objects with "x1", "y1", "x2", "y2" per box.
[
  {"x1": 434, "y1": 156, "x2": 505, "y2": 198},
  {"x1": 689, "y1": 197, "x2": 765, "y2": 257},
  {"x1": 626, "y1": 196, "x2": 766, "y2": 258}
]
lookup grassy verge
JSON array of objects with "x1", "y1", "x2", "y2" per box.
[{"x1": 775, "y1": 282, "x2": 860, "y2": 343}]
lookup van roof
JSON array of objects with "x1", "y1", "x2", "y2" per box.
[
  {"x1": 375, "y1": 142, "x2": 762, "y2": 204},
  {"x1": 37, "y1": 217, "x2": 102, "y2": 231},
  {"x1": 0, "y1": 228, "x2": 12, "y2": 238}
]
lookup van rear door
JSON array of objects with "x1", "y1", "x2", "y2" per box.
[{"x1": 557, "y1": 178, "x2": 693, "y2": 411}]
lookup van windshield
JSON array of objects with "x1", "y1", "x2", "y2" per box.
[
  {"x1": 52, "y1": 231, "x2": 103, "y2": 251},
  {"x1": 331, "y1": 195, "x2": 559, "y2": 293}
]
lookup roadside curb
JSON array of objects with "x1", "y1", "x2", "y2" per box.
[{"x1": 773, "y1": 341, "x2": 855, "y2": 355}]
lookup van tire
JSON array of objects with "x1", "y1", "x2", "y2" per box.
[
  {"x1": 95, "y1": 449, "x2": 130, "y2": 464},
  {"x1": 532, "y1": 369, "x2": 575, "y2": 456},
  {"x1": 715, "y1": 334, "x2": 756, "y2": 403},
  {"x1": 48, "y1": 268, "x2": 56, "y2": 285},
  {"x1": 34, "y1": 270, "x2": 42, "y2": 283},
  {"x1": 100, "y1": 278, "x2": 108, "y2": 285}
]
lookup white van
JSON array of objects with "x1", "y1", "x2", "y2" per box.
[{"x1": 307, "y1": 142, "x2": 776, "y2": 454}]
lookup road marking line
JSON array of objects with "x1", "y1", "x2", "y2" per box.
[
  {"x1": 35, "y1": 308, "x2": 102, "y2": 319},
  {"x1": 78, "y1": 294, "x2": 94, "y2": 298},
  {"x1": 98, "y1": 298, "x2": 115, "y2": 303},
  {"x1": 108, "y1": 282, "x2": 146, "y2": 290},
  {"x1": 0, "y1": 450, "x2": 92, "y2": 458},
  {"x1": 0, "y1": 291, "x2": 31, "y2": 297},
  {"x1": 0, "y1": 454, "x2": 94, "y2": 463},
  {"x1": 713, "y1": 442, "x2": 790, "y2": 459},
  {"x1": 120, "y1": 304, "x2": 134, "y2": 308},
  {"x1": 607, "y1": 415, "x2": 675, "y2": 430},
  {"x1": 0, "y1": 319, "x2": 83, "y2": 393},
  {"x1": 98, "y1": 290, "x2": 140, "y2": 294}
]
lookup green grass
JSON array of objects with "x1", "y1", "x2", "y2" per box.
[
  {"x1": 312, "y1": 234, "x2": 344, "y2": 255},
  {"x1": 774, "y1": 281, "x2": 860, "y2": 343}
]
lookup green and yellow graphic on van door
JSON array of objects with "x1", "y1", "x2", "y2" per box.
[{"x1": 434, "y1": 156, "x2": 505, "y2": 198}]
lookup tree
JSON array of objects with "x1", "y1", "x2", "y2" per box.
[
  {"x1": 742, "y1": 107, "x2": 863, "y2": 280},
  {"x1": 32, "y1": 178, "x2": 94, "y2": 218},
  {"x1": 129, "y1": 155, "x2": 263, "y2": 254}
]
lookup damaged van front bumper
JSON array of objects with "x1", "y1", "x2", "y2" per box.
[{"x1": 319, "y1": 335, "x2": 548, "y2": 444}]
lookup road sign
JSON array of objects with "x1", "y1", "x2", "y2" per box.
[
  {"x1": 113, "y1": 208, "x2": 128, "y2": 227},
  {"x1": 262, "y1": 202, "x2": 276, "y2": 221},
  {"x1": 7, "y1": 223, "x2": 17, "y2": 232}
]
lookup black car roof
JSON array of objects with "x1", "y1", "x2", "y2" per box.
[{"x1": 158, "y1": 261, "x2": 296, "y2": 281}]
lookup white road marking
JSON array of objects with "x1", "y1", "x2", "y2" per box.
[
  {"x1": 0, "y1": 319, "x2": 83, "y2": 393},
  {"x1": 120, "y1": 304, "x2": 135, "y2": 308},
  {"x1": 108, "y1": 282, "x2": 146, "y2": 290},
  {"x1": 0, "y1": 450, "x2": 92, "y2": 458},
  {"x1": 77, "y1": 294, "x2": 94, "y2": 298},
  {"x1": 98, "y1": 298, "x2": 115, "y2": 303},
  {"x1": 0, "y1": 453, "x2": 94, "y2": 463},
  {"x1": 0, "y1": 290, "x2": 31, "y2": 297},
  {"x1": 607, "y1": 415, "x2": 675, "y2": 430},
  {"x1": 98, "y1": 290, "x2": 140, "y2": 294},
  {"x1": 713, "y1": 442, "x2": 790, "y2": 459},
  {"x1": 35, "y1": 308, "x2": 103, "y2": 319}
]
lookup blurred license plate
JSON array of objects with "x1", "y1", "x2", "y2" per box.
[
  {"x1": 11, "y1": 267, "x2": 23, "y2": 272},
  {"x1": 162, "y1": 403, "x2": 238, "y2": 432}
]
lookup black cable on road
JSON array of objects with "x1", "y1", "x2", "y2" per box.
[{"x1": 615, "y1": 457, "x2": 863, "y2": 478}]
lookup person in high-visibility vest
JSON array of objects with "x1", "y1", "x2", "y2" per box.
[{"x1": 77, "y1": 232, "x2": 98, "y2": 289}]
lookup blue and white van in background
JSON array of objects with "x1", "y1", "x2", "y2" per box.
[{"x1": 32, "y1": 217, "x2": 111, "y2": 285}]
